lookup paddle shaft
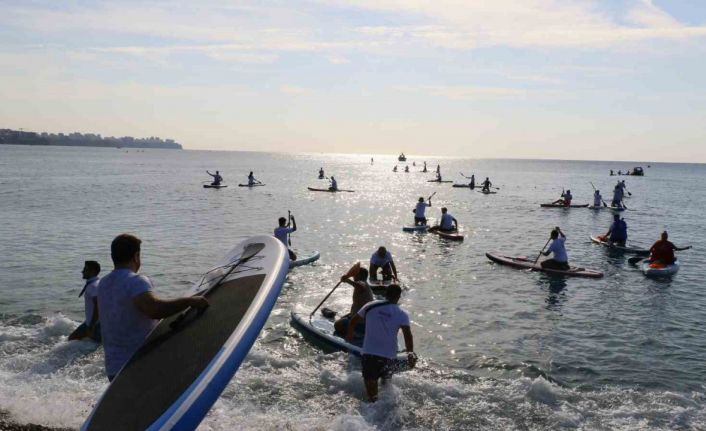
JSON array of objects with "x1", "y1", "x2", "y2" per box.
[
  {"x1": 310, "y1": 280, "x2": 344, "y2": 319},
  {"x1": 288, "y1": 211, "x2": 292, "y2": 246},
  {"x1": 590, "y1": 181, "x2": 608, "y2": 207},
  {"x1": 534, "y1": 237, "x2": 552, "y2": 265}
]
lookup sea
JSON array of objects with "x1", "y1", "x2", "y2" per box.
[{"x1": 1, "y1": 144, "x2": 705, "y2": 430}]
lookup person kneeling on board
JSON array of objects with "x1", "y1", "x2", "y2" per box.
[
  {"x1": 413, "y1": 196, "x2": 432, "y2": 226},
  {"x1": 68, "y1": 260, "x2": 102, "y2": 342},
  {"x1": 333, "y1": 266, "x2": 373, "y2": 338},
  {"x1": 274, "y1": 215, "x2": 297, "y2": 260},
  {"x1": 601, "y1": 214, "x2": 628, "y2": 246},
  {"x1": 98, "y1": 234, "x2": 209, "y2": 381},
  {"x1": 247, "y1": 171, "x2": 258, "y2": 186},
  {"x1": 481, "y1": 177, "x2": 492, "y2": 192},
  {"x1": 318, "y1": 168, "x2": 325, "y2": 179},
  {"x1": 648, "y1": 231, "x2": 691, "y2": 265},
  {"x1": 611, "y1": 184, "x2": 624, "y2": 208},
  {"x1": 429, "y1": 207, "x2": 458, "y2": 233},
  {"x1": 369, "y1": 247, "x2": 398, "y2": 281},
  {"x1": 346, "y1": 284, "x2": 416, "y2": 402},
  {"x1": 206, "y1": 170, "x2": 223, "y2": 186},
  {"x1": 540, "y1": 227, "x2": 569, "y2": 270},
  {"x1": 551, "y1": 189, "x2": 572, "y2": 206},
  {"x1": 329, "y1": 176, "x2": 338, "y2": 191},
  {"x1": 593, "y1": 190, "x2": 603, "y2": 207}
]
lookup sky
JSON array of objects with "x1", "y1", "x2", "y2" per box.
[{"x1": 1, "y1": 0, "x2": 705, "y2": 162}]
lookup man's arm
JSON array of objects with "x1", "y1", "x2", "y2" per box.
[
  {"x1": 389, "y1": 261, "x2": 398, "y2": 280},
  {"x1": 401, "y1": 325, "x2": 416, "y2": 369},
  {"x1": 133, "y1": 292, "x2": 209, "y2": 320},
  {"x1": 452, "y1": 217, "x2": 458, "y2": 229}
]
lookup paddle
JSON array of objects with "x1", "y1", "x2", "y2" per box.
[
  {"x1": 287, "y1": 210, "x2": 292, "y2": 247},
  {"x1": 534, "y1": 237, "x2": 552, "y2": 265},
  {"x1": 590, "y1": 182, "x2": 607, "y2": 207},
  {"x1": 428, "y1": 191, "x2": 437, "y2": 201},
  {"x1": 309, "y1": 262, "x2": 361, "y2": 319},
  {"x1": 170, "y1": 242, "x2": 265, "y2": 330}
]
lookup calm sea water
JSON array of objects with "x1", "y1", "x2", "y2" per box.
[{"x1": 1, "y1": 145, "x2": 705, "y2": 430}]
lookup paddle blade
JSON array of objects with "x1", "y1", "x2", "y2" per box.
[
  {"x1": 345, "y1": 262, "x2": 361, "y2": 278},
  {"x1": 628, "y1": 256, "x2": 644, "y2": 266},
  {"x1": 241, "y1": 242, "x2": 265, "y2": 261}
]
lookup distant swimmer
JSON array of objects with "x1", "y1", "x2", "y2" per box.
[
  {"x1": 369, "y1": 246, "x2": 398, "y2": 281},
  {"x1": 648, "y1": 231, "x2": 691, "y2": 265},
  {"x1": 247, "y1": 171, "x2": 260, "y2": 186},
  {"x1": 274, "y1": 214, "x2": 297, "y2": 260},
  {"x1": 593, "y1": 190, "x2": 603, "y2": 207},
  {"x1": 329, "y1": 176, "x2": 338, "y2": 191},
  {"x1": 393, "y1": 166, "x2": 398, "y2": 172},
  {"x1": 412, "y1": 195, "x2": 432, "y2": 226},
  {"x1": 404, "y1": 166, "x2": 409, "y2": 173},
  {"x1": 318, "y1": 168, "x2": 325, "y2": 179},
  {"x1": 611, "y1": 184, "x2": 624, "y2": 208},
  {"x1": 540, "y1": 227, "x2": 569, "y2": 270},
  {"x1": 422, "y1": 161, "x2": 427, "y2": 173},
  {"x1": 98, "y1": 234, "x2": 208, "y2": 381},
  {"x1": 601, "y1": 214, "x2": 628, "y2": 246},
  {"x1": 481, "y1": 177, "x2": 492, "y2": 192},
  {"x1": 333, "y1": 265, "x2": 373, "y2": 338},
  {"x1": 429, "y1": 207, "x2": 458, "y2": 233},
  {"x1": 346, "y1": 284, "x2": 416, "y2": 402},
  {"x1": 551, "y1": 189, "x2": 572, "y2": 206},
  {"x1": 68, "y1": 260, "x2": 102, "y2": 343},
  {"x1": 206, "y1": 170, "x2": 223, "y2": 186}
]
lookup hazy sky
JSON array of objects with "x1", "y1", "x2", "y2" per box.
[{"x1": 1, "y1": 0, "x2": 705, "y2": 161}]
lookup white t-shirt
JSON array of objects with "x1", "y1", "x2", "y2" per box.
[
  {"x1": 547, "y1": 237, "x2": 568, "y2": 263},
  {"x1": 274, "y1": 227, "x2": 294, "y2": 246},
  {"x1": 370, "y1": 251, "x2": 393, "y2": 267},
  {"x1": 83, "y1": 276, "x2": 100, "y2": 325},
  {"x1": 357, "y1": 301, "x2": 410, "y2": 359},
  {"x1": 414, "y1": 202, "x2": 430, "y2": 218},
  {"x1": 97, "y1": 269, "x2": 157, "y2": 377},
  {"x1": 440, "y1": 213, "x2": 454, "y2": 230}
]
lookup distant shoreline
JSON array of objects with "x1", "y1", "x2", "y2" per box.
[{"x1": 0, "y1": 128, "x2": 182, "y2": 150}]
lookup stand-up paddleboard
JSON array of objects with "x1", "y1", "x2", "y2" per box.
[
  {"x1": 290, "y1": 311, "x2": 410, "y2": 371},
  {"x1": 307, "y1": 187, "x2": 355, "y2": 193},
  {"x1": 290, "y1": 251, "x2": 321, "y2": 269},
  {"x1": 82, "y1": 235, "x2": 289, "y2": 431},
  {"x1": 366, "y1": 279, "x2": 394, "y2": 296},
  {"x1": 588, "y1": 206, "x2": 625, "y2": 212},
  {"x1": 430, "y1": 230, "x2": 464, "y2": 241},
  {"x1": 452, "y1": 184, "x2": 475, "y2": 188},
  {"x1": 641, "y1": 260, "x2": 680, "y2": 277},
  {"x1": 203, "y1": 184, "x2": 227, "y2": 189},
  {"x1": 590, "y1": 235, "x2": 649, "y2": 256},
  {"x1": 427, "y1": 180, "x2": 452, "y2": 183},
  {"x1": 486, "y1": 252, "x2": 603, "y2": 278},
  {"x1": 477, "y1": 190, "x2": 497, "y2": 194},
  {"x1": 238, "y1": 183, "x2": 265, "y2": 187},
  {"x1": 540, "y1": 203, "x2": 589, "y2": 208},
  {"x1": 402, "y1": 225, "x2": 429, "y2": 232}
]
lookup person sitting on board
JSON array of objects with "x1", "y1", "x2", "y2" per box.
[
  {"x1": 333, "y1": 266, "x2": 373, "y2": 338},
  {"x1": 593, "y1": 190, "x2": 603, "y2": 207},
  {"x1": 610, "y1": 169, "x2": 614, "y2": 176},
  {"x1": 274, "y1": 216, "x2": 297, "y2": 260},
  {"x1": 617, "y1": 170, "x2": 622, "y2": 175},
  {"x1": 329, "y1": 176, "x2": 338, "y2": 191},
  {"x1": 540, "y1": 227, "x2": 569, "y2": 270},
  {"x1": 601, "y1": 214, "x2": 628, "y2": 247},
  {"x1": 98, "y1": 234, "x2": 209, "y2": 381},
  {"x1": 422, "y1": 161, "x2": 427, "y2": 173},
  {"x1": 68, "y1": 260, "x2": 102, "y2": 343},
  {"x1": 404, "y1": 166, "x2": 409, "y2": 173},
  {"x1": 611, "y1": 184, "x2": 624, "y2": 208},
  {"x1": 206, "y1": 170, "x2": 223, "y2": 186},
  {"x1": 247, "y1": 171, "x2": 258, "y2": 186},
  {"x1": 435, "y1": 171, "x2": 443, "y2": 182},
  {"x1": 429, "y1": 207, "x2": 458, "y2": 233},
  {"x1": 481, "y1": 177, "x2": 492, "y2": 192},
  {"x1": 393, "y1": 165, "x2": 398, "y2": 172},
  {"x1": 551, "y1": 189, "x2": 572, "y2": 206},
  {"x1": 469, "y1": 174, "x2": 476, "y2": 189},
  {"x1": 648, "y1": 231, "x2": 691, "y2": 265},
  {"x1": 318, "y1": 168, "x2": 325, "y2": 179},
  {"x1": 413, "y1": 196, "x2": 432, "y2": 226},
  {"x1": 346, "y1": 284, "x2": 416, "y2": 403},
  {"x1": 369, "y1": 247, "x2": 398, "y2": 281}
]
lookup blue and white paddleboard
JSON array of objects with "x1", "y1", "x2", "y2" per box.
[
  {"x1": 289, "y1": 251, "x2": 321, "y2": 269},
  {"x1": 402, "y1": 225, "x2": 429, "y2": 232},
  {"x1": 82, "y1": 235, "x2": 289, "y2": 431}
]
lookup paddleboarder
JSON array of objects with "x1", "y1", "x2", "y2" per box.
[
  {"x1": 206, "y1": 170, "x2": 223, "y2": 186},
  {"x1": 369, "y1": 247, "x2": 398, "y2": 281},
  {"x1": 469, "y1": 174, "x2": 476, "y2": 189},
  {"x1": 274, "y1": 215, "x2": 297, "y2": 260},
  {"x1": 540, "y1": 227, "x2": 569, "y2": 270},
  {"x1": 329, "y1": 176, "x2": 338, "y2": 191},
  {"x1": 648, "y1": 231, "x2": 692, "y2": 265},
  {"x1": 611, "y1": 184, "x2": 624, "y2": 207},
  {"x1": 318, "y1": 168, "x2": 325, "y2": 179},
  {"x1": 98, "y1": 234, "x2": 209, "y2": 381},
  {"x1": 404, "y1": 166, "x2": 409, "y2": 173},
  {"x1": 393, "y1": 166, "x2": 398, "y2": 172},
  {"x1": 68, "y1": 260, "x2": 102, "y2": 342},
  {"x1": 422, "y1": 161, "x2": 427, "y2": 173},
  {"x1": 333, "y1": 266, "x2": 373, "y2": 338},
  {"x1": 429, "y1": 207, "x2": 458, "y2": 233},
  {"x1": 551, "y1": 189, "x2": 572, "y2": 206},
  {"x1": 593, "y1": 190, "x2": 603, "y2": 207},
  {"x1": 481, "y1": 177, "x2": 492, "y2": 192},
  {"x1": 346, "y1": 284, "x2": 416, "y2": 402},
  {"x1": 435, "y1": 171, "x2": 443, "y2": 182},
  {"x1": 247, "y1": 171, "x2": 258, "y2": 186},
  {"x1": 601, "y1": 214, "x2": 628, "y2": 246},
  {"x1": 413, "y1": 196, "x2": 432, "y2": 226}
]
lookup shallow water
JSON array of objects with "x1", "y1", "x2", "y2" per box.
[{"x1": 1, "y1": 145, "x2": 705, "y2": 430}]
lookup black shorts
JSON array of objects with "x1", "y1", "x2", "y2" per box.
[
  {"x1": 362, "y1": 354, "x2": 394, "y2": 381},
  {"x1": 414, "y1": 216, "x2": 427, "y2": 225}
]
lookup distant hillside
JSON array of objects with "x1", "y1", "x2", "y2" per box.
[{"x1": 0, "y1": 128, "x2": 182, "y2": 150}]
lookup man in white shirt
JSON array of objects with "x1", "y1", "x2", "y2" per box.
[
  {"x1": 412, "y1": 196, "x2": 432, "y2": 226},
  {"x1": 68, "y1": 260, "x2": 102, "y2": 342},
  {"x1": 346, "y1": 284, "x2": 416, "y2": 402},
  {"x1": 98, "y1": 234, "x2": 209, "y2": 381},
  {"x1": 540, "y1": 227, "x2": 569, "y2": 270},
  {"x1": 274, "y1": 215, "x2": 297, "y2": 260},
  {"x1": 369, "y1": 247, "x2": 398, "y2": 281}
]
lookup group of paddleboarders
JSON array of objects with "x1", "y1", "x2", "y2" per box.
[{"x1": 204, "y1": 170, "x2": 263, "y2": 187}]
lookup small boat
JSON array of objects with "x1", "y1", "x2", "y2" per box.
[
  {"x1": 590, "y1": 235, "x2": 649, "y2": 256},
  {"x1": 398, "y1": 153, "x2": 407, "y2": 162},
  {"x1": 307, "y1": 187, "x2": 355, "y2": 193},
  {"x1": 540, "y1": 203, "x2": 589, "y2": 208},
  {"x1": 289, "y1": 251, "x2": 321, "y2": 269},
  {"x1": 486, "y1": 252, "x2": 603, "y2": 278},
  {"x1": 641, "y1": 260, "x2": 679, "y2": 277}
]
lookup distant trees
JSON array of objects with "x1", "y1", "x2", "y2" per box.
[{"x1": 0, "y1": 128, "x2": 182, "y2": 149}]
